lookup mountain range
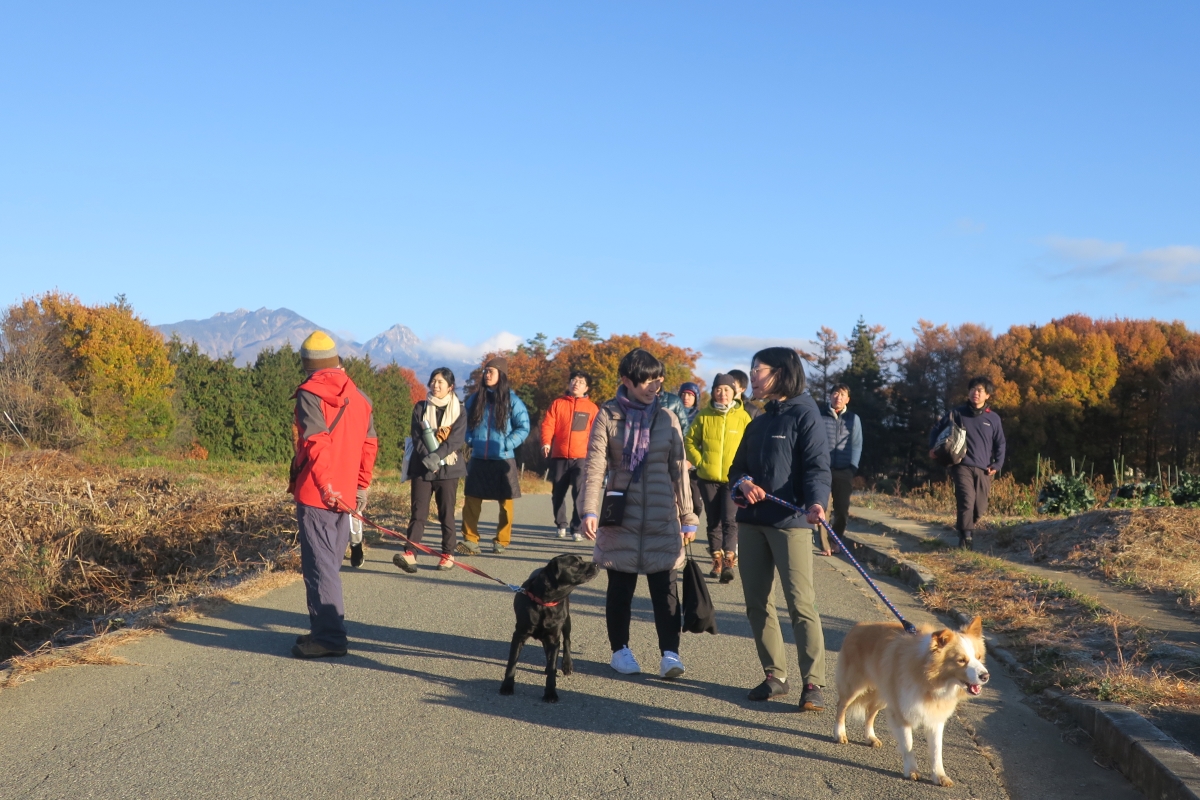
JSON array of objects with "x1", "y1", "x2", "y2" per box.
[{"x1": 157, "y1": 307, "x2": 476, "y2": 376}]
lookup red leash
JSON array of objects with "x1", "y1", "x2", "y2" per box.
[{"x1": 339, "y1": 503, "x2": 559, "y2": 602}]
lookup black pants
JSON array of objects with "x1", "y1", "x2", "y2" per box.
[
  {"x1": 605, "y1": 569, "x2": 680, "y2": 655},
  {"x1": 549, "y1": 457, "x2": 585, "y2": 532},
  {"x1": 952, "y1": 464, "x2": 992, "y2": 535},
  {"x1": 689, "y1": 470, "x2": 703, "y2": 517},
  {"x1": 698, "y1": 479, "x2": 738, "y2": 554},
  {"x1": 816, "y1": 467, "x2": 855, "y2": 553},
  {"x1": 408, "y1": 478, "x2": 458, "y2": 555}
]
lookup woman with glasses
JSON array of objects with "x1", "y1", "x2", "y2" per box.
[{"x1": 728, "y1": 347, "x2": 832, "y2": 712}]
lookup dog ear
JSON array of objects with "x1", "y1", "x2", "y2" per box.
[
  {"x1": 963, "y1": 616, "x2": 983, "y2": 638},
  {"x1": 931, "y1": 629, "x2": 954, "y2": 650},
  {"x1": 543, "y1": 558, "x2": 562, "y2": 585}
]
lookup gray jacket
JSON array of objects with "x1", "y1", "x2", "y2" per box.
[{"x1": 581, "y1": 401, "x2": 699, "y2": 574}]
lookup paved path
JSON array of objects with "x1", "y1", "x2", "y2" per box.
[{"x1": 0, "y1": 496, "x2": 1140, "y2": 799}]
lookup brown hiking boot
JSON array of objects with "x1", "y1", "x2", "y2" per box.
[
  {"x1": 720, "y1": 551, "x2": 737, "y2": 584},
  {"x1": 709, "y1": 550, "x2": 724, "y2": 579}
]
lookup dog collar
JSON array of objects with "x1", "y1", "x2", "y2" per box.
[{"x1": 523, "y1": 589, "x2": 559, "y2": 607}]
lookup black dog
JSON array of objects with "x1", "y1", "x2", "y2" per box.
[{"x1": 499, "y1": 554, "x2": 600, "y2": 703}]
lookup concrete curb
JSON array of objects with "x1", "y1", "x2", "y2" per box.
[
  {"x1": 840, "y1": 531, "x2": 936, "y2": 590},
  {"x1": 1041, "y1": 690, "x2": 1200, "y2": 800}
]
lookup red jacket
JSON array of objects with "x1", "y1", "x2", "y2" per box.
[
  {"x1": 540, "y1": 394, "x2": 599, "y2": 459},
  {"x1": 290, "y1": 369, "x2": 378, "y2": 510}
]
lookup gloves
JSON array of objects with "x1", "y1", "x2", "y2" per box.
[
  {"x1": 320, "y1": 483, "x2": 343, "y2": 510},
  {"x1": 356, "y1": 487, "x2": 369, "y2": 513},
  {"x1": 422, "y1": 453, "x2": 443, "y2": 474}
]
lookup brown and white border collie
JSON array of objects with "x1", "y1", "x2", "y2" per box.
[{"x1": 833, "y1": 617, "x2": 989, "y2": 787}]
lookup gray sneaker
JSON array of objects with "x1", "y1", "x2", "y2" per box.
[
  {"x1": 454, "y1": 540, "x2": 481, "y2": 556},
  {"x1": 492, "y1": 541, "x2": 508, "y2": 555},
  {"x1": 799, "y1": 683, "x2": 826, "y2": 712}
]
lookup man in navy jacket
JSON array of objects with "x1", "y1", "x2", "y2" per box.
[{"x1": 929, "y1": 376, "x2": 1006, "y2": 549}]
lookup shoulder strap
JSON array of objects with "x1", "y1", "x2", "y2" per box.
[{"x1": 327, "y1": 398, "x2": 349, "y2": 434}]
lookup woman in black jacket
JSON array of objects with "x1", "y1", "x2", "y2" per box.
[
  {"x1": 394, "y1": 368, "x2": 467, "y2": 573},
  {"x1": 728, "y1": 347, "x2": 832, "y2": 712}
]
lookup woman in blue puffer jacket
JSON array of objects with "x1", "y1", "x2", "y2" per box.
[{"x1": 457, "y1": 356, "x2": 530, "y2": 556}]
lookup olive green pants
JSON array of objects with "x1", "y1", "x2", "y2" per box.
[{"x1": 738, "y1": 522, "x2": 826, "y2": 686}]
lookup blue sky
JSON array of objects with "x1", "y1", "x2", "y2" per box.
[{"x1": 2, "y1": 2, "x2": 1197, "y2": 375}]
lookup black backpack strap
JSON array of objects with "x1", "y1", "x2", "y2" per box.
[{"x1": 327, "y1": 398, "x2": 349, "y2": 434}]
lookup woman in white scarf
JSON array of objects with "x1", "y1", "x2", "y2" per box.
[{"x1": 395, "y1": 368, "x2": 467, "y2": 573}]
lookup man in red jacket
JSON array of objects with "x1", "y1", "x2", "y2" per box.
[
  {"x1": 540, "y1": 371, "x2": 598, "y2": 541},
  {"x1": 289, "y1": 332, "x2": 378, "y2": 658}
]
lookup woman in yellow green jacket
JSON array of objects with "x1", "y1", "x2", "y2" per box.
[{"x1": 685, "y1": 373, "x2": 753, "y2": 583}]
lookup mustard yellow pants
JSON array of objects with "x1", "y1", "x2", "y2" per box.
[{"x1": 461, "y1": 496, "x2": 514, "y2": 546}]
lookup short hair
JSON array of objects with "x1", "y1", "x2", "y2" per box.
[
  {"x1": 568, "y1": 370, "x2": 591, "y2": 390},
  {"x1": 831, "y1": 383, "x2": 850, "y2": 396},
  {"x1": 428, "y1": 367, "x2": 456, "y2": 388},
  {"x1": 618, "y1": 348, "x2": 665, "y2": 385},
  {"x1": 751, "y1": 347, "x2": 806, "y2": 399},
  {"x1": 967, "y1": 376, "x2": 994, "y2": 395},
  {"x1": 727, "y1": 369, "x2": 749, "y2": 390}
]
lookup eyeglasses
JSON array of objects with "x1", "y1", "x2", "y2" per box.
[{"x1": 750, "y1": 365, "x2": 773, "y2": 375}]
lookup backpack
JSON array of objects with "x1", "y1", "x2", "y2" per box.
[
  {"x1": 681, "y1": 548, "x2": 717, "y2": 635},
  {"x1": 932, "y1": 410, "x2": 968, "y2": 466}
]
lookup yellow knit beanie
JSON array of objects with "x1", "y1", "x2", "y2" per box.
[{"x1": 301, "y1": 331, "x2": 340, "y2": 371}]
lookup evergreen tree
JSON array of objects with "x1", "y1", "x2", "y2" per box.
[{"x1": 838, "y1": 317, "x2": 889, "y2": 477}]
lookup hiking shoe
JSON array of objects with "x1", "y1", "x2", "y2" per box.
[
  {"x1": 291, "y1": 639, "x2": 347, "y2": 659},
  {"x1": 557, "y1": 527, "x2": 569, "y2": 539},
  {"x1": 392, "y1": 550, "x2": 417, "y2": 573},
  {"x1": 708, "y1": 550, "x2": 723, "y2": 579},
  {"x1": 572, "y1": 531, "x2": 583, "y2": 542},
  {"x1": 455, "y1": 540, "x2": 481, "y2": 556},
  {"x1": 610, "y1": 646, "x2": 641, "y2": 675},
  {"x1": 959, "y1": 533, "x2": 974, "y2": 550},
  {"x1": 659, "y1": 651, "x2": 685, "y2": 680},
  {"x1": 748, "y1": 672, "x2": 789, "y2": 701},
  {"x1": 437, "y1": 554, "x2": 455, "y2": 570},
  {"x1": 799, "y1": 683, "x2": 826, "y2": 711},
  {"x1": 295, "y1": 633, "x2": 312, "y2": 645},
  {"x1": 492, "y1": 542, "x2": 508, "y2": 555},
  {"x1": 349, "y1": 543, "x2": 364, "y2": 568}
]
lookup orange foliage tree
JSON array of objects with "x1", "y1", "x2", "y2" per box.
[{"x1": 3, "y1": 292, "x2": 176, "y2": 445}]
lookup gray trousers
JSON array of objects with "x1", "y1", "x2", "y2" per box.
[
  {"x1": 297, "y1": 503, "x2": 351, "y2": 649},
  {"x1": 738, "y1": 522, "x2": 826, "y2": 686}
]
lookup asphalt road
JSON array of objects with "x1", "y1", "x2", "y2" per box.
[{"x1": 0, "y1": 495, "x2": 1142, "y2": 800}]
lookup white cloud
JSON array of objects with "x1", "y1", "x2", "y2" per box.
[
  {"x1": 1045, "y1": 236, "x2": 1200, "y2": 287},
  {"x1": 419, "y1": 331, "x2": 523, "y2": 363},
  {"x1": 696, "y1": 335, "x2": 819, "y2": 381}
]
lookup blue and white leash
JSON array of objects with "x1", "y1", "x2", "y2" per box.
[{"x1": 731, "y1": 477, "x2": 918, "y2": 635}]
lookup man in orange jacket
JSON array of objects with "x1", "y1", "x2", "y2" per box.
[
  {"x1": 289, "y1": 332, "x2": 378, "y2": 658},
  {"x1": 540, "y1": 370, "x2": 598, "y2": 541}
]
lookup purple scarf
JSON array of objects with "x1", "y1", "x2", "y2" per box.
[{"x1": 616, "y1": 386, "x2": 657, "y2": 480}]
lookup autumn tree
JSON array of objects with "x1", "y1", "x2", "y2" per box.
[{"x1": 808, "y1": 326, "x2": 846, "y2": 403}]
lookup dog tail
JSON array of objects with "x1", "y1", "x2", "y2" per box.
[{"x1": 842, "y1": 688, "x2": 876, "y2": 723}]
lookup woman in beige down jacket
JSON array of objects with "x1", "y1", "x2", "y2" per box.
[{"x1": 581, "y1": 348, "x2": 699, "y2": 680}]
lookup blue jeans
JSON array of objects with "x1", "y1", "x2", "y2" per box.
[{"x1": 297, "y1": 503, "x2": 351, "y2": 649}]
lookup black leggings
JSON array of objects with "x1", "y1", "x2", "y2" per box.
[
  {"x1": 408, "y1": 478, "x2": 458, "y2": 555},
  {"x1": 605, "y1": 569, "x2": 680, "y2": 655}
]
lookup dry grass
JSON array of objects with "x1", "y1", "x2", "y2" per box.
[
  {"x1": 914, "y1": 549, "x2": 1200, "y2": 710},
  {"x1": 982, "y1": 507, "x2": 1200, "y2": 612},
  {"x1": 0, "y1": 449, "x2": 309, "y2": 661}
]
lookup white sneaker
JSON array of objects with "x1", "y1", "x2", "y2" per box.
[
  {"x1": 572, "y1": 532, "x2": 583, "y2": 542},
  {"x1": 659, "y1": 651, "x2": 685, "y2": 679},
  {"x1": 610, "y1": 646, "x2": 641, "y2": 675},
  {"x1": 556, "y1": 528, "x2": 569, "y2": 539}
]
